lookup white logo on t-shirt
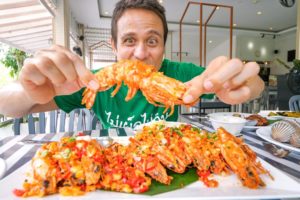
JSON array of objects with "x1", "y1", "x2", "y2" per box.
[{"x1": 105, "y1": 110, "x2": 170, "y2": 128}]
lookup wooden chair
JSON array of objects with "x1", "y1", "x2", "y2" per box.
[
  {"x1": 13, "y1": 109, "x2": 101, "y2": 135},
  {"x1": 289, "y1": 95, "x2": 300, "y2": 112},
  {"x1": 57, "y1": 109, "x2": 101, "y2": 132}
]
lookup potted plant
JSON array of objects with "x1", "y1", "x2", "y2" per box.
[
  {"x1": 287, "y1": 59, "x2": 300, "y2": 94},
  {"x1": 0, "y1": 47, "x2": 28, "y2": 78}
]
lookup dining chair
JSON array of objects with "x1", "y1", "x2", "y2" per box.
[
  {"x1": 288, "y1": 95, "x2": 300, "y2": 112},
  {"x1": 13, "y1": 111, "x2": 56, "y2": 135},
  {"x1": 13, "y1": 108, "x2": 101, "y2": 135},
  {"x1": 57, "y1": 109, "x2": 101, "y2": 132}
]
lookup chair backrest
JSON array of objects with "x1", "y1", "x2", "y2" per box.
[
  {"x1": 289, "y1": 95, "x2": 300, "y2": 112},
  {"x1": 58, "y1": 109, "x2": 101, "y2": 132},
  {"x1": 13, "y1": 108, "x2": 101, "y2": 135},
  {"x1": 13, "y1": 111, "x2": 57, "y2": 135}
]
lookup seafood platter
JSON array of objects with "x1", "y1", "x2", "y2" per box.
[{"x1": 3, "y1": 121, "x2": 300, "y2": 199}]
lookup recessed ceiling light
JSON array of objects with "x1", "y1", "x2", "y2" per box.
[
  {"x1": 269, "y1": 27, "x2": 273, "y2": 30},
  {"x1": 257, "y1": 11, "x2": 262, "y2": 15},
  {"x1": 196, "y1": 20, "x2": 200, "y2": 23},
  {"x1": 158, "y1": 0, "x2": 163, "y2": 3},
  {"x1": 248, "y1": 42, "x2": 254, "y2": 50},
  {"x1": 209, "y1": 40, "x2": 212, "y2": 43},
  {"x1": 104, "y1": 11, "x2": 109, "y2": 15},
  {"x1": 233, "y1": 23, "x2": 237, "y2": 27},
  {"x1": 216, "y1": 6, "x2": 220, "y2": 10}
]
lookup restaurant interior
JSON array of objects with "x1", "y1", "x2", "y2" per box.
[
  {"x1": 1, "y1": 0, "x2": 299, "y2": 115},
  {"x1": 0, "y1": 0, "x2": 300, "y2": 199}
]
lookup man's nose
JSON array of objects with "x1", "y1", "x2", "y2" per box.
[{"x1": 133, "y1": 43, "x2": 148, "y2": 60}]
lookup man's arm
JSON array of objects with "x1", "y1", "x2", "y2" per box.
[
  {"x1": 0, "y1": 45, "x2": 100, "y2": 118},
  {"x1": 0, "y1": 82, "x2": 58, "y2": 118}
]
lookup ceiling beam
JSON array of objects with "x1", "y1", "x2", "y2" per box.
[
  {"x1": 0, "y1": 13, "x2": 51, "y2": 26},
  {"x1": 0, "y1": 9, "x2": 45, "y2": 19},
  {"x1": 0, "y1": 19, "x2": 52, "y2": 34},
  {"x1": 0, "y1": 26, "x2": 52, "y2": 38},
  {"x1": 0, "y1": 0, "x2": 38, "y2": 10},
  {"x1": 0, "y1": 5, "x2": 44, "y2": 17},
  {"x1": 8, "y1": 31, "x2": 51, "y2": 42},
  {"x1": 14, "y1": 37, "x2": 50, "y2": 45},
  {"x1": 0, "y1": 16, "x2": 51, "y2": 28}
]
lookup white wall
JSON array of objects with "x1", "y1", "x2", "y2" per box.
[
  {"x1": 168, "y1": 23, "x2": 296, "y2": 75},
  {"x1": 272, "y1": 31, "x2": 296, "y2": 75},
  {"x1": 235, "y1": 35, "x2": 275, "y2": 62},
  {"x1": 206, "y1": 35, "x2": 236, "y2": 66},
  {"x1": 171, "y1": 30, "x2": 200, "y2": 65},
  {"x1": 171, "y1": 27, "x2": 236, "y2": 67}
]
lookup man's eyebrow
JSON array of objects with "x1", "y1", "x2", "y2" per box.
[
  {"x1": 120, "y1": 32, "x2": 135, "y2": 40},
  {"x1": 147, "y1": 30, "x2": 163, "y2": 38},
  {"x1": 120, "y1": 30, "x2": 163, "y2": 39}
]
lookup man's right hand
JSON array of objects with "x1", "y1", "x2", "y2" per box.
[{"x1": 19, "y1": 45, "x2": 99, "y2": 104}]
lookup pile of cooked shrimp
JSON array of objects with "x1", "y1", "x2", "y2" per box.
[{"x1": 13, "y1": 123, "x2": 272, "y2": 197}]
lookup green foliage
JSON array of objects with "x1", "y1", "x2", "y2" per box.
[
  {"x1": 143, "y1": 168, "x2": 198, "y2": 195},
  {"x1": 0, "y1": 47, "x2": 27, "y2": 78},
  {"x1": 293, "y1": 59, "x2": 300, "y2": 70},
  {"x1": 0, "y1": 119, "x2": 13, "y2": 128}
]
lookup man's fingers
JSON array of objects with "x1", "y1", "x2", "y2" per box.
[
  {"x1": 51, "y1": 45, "x2": 99, "y2": 90},
  {"x1": 204, "y1": 58, "x2": 243, "y2": 92},
  {"x1": 21, "y1": 59, "x2": 47, "y2": 86},
  {"x1": 223, "y1": 62, "x2": 260, "y2": 89},
  {"x1": 183, "y1": 75, "x2": 205, "y2": 103},
  {"x1": 217, "y1": 86, "x2": 251, "y2": 105},
  {"x1": 36, "y1": 50, "x2": 78, "y2": 83},
  {"x1": 204, "y1": 56, "x2": 229, "y2": 75},
  {"x1": 183, "y1": 56, "x2": 229, "y2": 103}
]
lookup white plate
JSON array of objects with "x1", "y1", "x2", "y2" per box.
[
  {"x1": 256, "y1": 126, "x2": 300, "y2": 153},
  {"x1": 1, "y1": 158, "x2": 300, "y2": 199},
  {"x1": 207, "y1": 112, "x2": 271, "y2": 131},
  {"x1": 0, "y1": 158, "x2": 6, "y2": 179},
  {"x1": 243, "y1": 125, "x2": 262, "y2": 131},
  {"x1": 258, "y1": 110, "x2": 300, "y2": 120}
]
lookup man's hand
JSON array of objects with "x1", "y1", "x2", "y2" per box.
[
  {"x1": 19, "y1": 45, "x2": 99, "y2": 104},
  {"x1": 183, "y1": 56, "x2": 264, "y2": 105}
]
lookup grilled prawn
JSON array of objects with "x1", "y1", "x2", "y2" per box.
[{"x1": 81, "y1": 60, "x2": 196, "y2": 115}]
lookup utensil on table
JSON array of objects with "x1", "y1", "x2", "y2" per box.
[
  {"x1": 263, "y1": 142, "x2": 290, "y2": 158},
  {"x1": 19, "y1": 139, "x2": 52, "y2": 145},
  {"x1": 19, "y1": 137, "x2": 114, "y2": 147},
  {"x1": 0, "y1": 157, "x2": 6, "y2": 179}
]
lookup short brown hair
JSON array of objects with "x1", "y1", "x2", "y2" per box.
[{"x1": 111, "y1": 0, "x2": 168, "y2": 45}]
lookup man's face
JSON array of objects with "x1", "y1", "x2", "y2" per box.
[{"x1": 112, "y1": 8, "x2": 165, "y2": 70}]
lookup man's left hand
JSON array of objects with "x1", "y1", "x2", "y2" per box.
[{"x1": 183, "y1": 56, "x2": 264, "y2": 105}]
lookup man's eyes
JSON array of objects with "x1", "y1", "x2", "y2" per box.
[
  {"x1": 123, "y1": 38, "x2": 135, "y2": 45},
  {"x1": 122, "y1": 37, "x2": 159, "y2": 46},
  {"x1": 147, "y1": 38, "x2": 158, "y2": 46}
]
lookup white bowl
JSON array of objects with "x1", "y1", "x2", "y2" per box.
[{"x1": 209, "y1": 115, "x2": 247, "y2": 136}]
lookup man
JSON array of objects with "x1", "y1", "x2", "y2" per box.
[{"x1": 0, "y1": 0, "x2": 264, "y2": 129}]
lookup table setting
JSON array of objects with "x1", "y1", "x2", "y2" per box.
[{"x1": 0, "y1": 114, "x2": 299, "y2": 199}]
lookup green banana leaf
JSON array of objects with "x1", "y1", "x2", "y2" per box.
[
  {"x1": 267, "y1": 119, "x2": 280, "y2": 125},
  {"x1": 143, "y1": 168, "x2": 198, "y2": 196}
]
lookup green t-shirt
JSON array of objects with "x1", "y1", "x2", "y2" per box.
[{"x1": 54, "y1": 59, "x2": 213, "y2": 129}]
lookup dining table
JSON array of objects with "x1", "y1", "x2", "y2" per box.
[{"x1": 0, "y1": 115, "x2": 299, "y2": 199}]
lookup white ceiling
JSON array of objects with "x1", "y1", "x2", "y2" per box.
[
  {"x1": 0, "y1": 0, "x2": 54, "y2": 53},
  {"x1": 70, "y1": 0, "x2": 297, "y2": 33}
]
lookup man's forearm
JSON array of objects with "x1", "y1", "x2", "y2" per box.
[{"x1": 0, "y1": 82, "x2": 36, "y2": 118}]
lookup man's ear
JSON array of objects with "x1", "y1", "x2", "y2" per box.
[{"x1": 110, "y1": 38, "x2": 117, "y2": 53}]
